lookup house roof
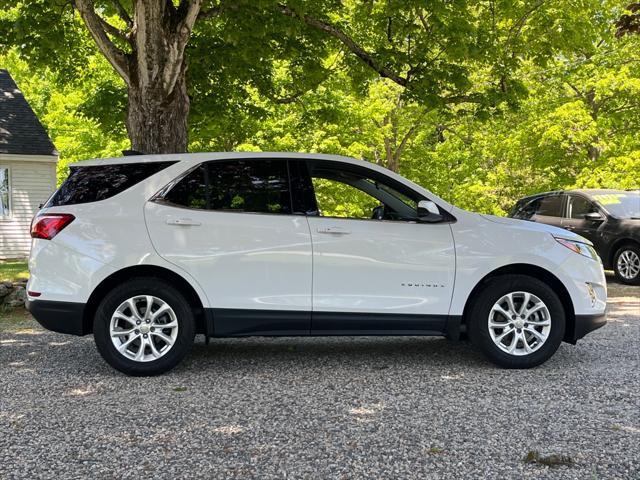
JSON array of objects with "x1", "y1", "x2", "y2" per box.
[{"x1": 0, "y1": 69, "x2": 57, "y2": 156}]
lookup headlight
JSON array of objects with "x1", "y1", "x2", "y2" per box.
[{"x1": 554, "y1": 237, "x2": 600, "y2": 262}]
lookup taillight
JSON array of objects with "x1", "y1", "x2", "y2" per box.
[{"x1": 30, "y1": 214, "x2": 75, "y2": 240}]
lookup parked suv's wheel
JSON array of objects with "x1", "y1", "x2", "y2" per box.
[
  {"x1": 467, "y1": 275, "x2": 565, "y2": 369},
  {"x1": 613, "y1": 244, "x2": 640, "y2": 285},
  {"x1": 94, "y1": 278, "x2": 195, "y2": 376}
]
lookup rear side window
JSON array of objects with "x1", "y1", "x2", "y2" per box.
[
  {"x1": 47, "y1": 161, "x2": 176, "y2": 207},
  {"x1": 512, "y1": 198, "x2": 541, "y2": 220},
  {"x1": 536, "y1": 195, "x2": 564, "y2": 217},
  {"x1": 162, "y1": 159, "x2": 292, "y2": 214}
]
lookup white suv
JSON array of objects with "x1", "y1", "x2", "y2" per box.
[{"x1": 27, "y1": 153, "x2": 607, "y2": 375}]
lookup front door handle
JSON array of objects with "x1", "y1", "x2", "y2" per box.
[
  {"x1": 317, "y1": 226, "x2": 351, "y2": 235},
  {"x1": 166, "y1": 218, "x2": 202, "y2": 226}
]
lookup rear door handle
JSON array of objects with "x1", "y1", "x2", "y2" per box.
[
  {"x1": 166, "y1": 218, "x2": 202, "y2": 226},
  {"x1": 317, "y1": 226, "x2": 351, "y2": 235}
]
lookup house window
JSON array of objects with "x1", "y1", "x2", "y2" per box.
[{"x1": 0, "y1": 167, "x2": 9, "y2": 217}]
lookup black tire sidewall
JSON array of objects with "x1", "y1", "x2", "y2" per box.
[
  {"x1": 94, "y1": 277, "x2": 195, "y2": 376},
  {"x1": 468, "y1": 275, "x2": 566, "y2": 369},
  {"x1": 613, "y1": 244, "x2": 640, "y2": 285}
]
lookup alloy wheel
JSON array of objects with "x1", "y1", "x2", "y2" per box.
[
  {"x1": 109, "y1": 295, "x2": 179, "y2": 362},
  {"x1": 488, "y1": 291, "x2": 551, "y2": 356},
  {"x1": 617, "y1": 249, "x2": 640, "y2": 280}
]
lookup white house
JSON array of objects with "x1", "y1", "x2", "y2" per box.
[{"x1": 0, "y1": 69, "x2": 58, "y2": 259}]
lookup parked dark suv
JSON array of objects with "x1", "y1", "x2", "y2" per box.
[{"x1": 510, "y1": 189, "x2": 640, "y2": 285}]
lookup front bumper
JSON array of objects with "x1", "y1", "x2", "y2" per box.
[
  {"x1": 569, "y1": 313, "x2": 607, "y2": 343},
  {"x1": 26, "y1": 299, "x2": 88, "y2": 336}
]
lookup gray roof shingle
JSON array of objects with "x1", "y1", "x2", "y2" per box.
[{"x1": 0, "y1": 69, "x2": 57, "y2": 156}]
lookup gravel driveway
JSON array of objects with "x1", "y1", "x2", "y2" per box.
[{"x1": 1, "y1": 278, "x2": 638, "y2": 479}]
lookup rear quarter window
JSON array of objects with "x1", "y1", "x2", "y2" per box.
[{"x1": 47, "y1": 161, "x2": 176, "y2": 207}]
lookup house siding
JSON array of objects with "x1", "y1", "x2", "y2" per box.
[{"x1": 0, "y1": 159, "x2": 57, "y2": 259}]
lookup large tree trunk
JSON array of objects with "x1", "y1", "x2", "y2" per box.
[
  {"x1": 126, "y1": 64, "x2": 190, "y2": 154},
  {"x1": 75, "y1": 0, "x2": 202, "y2": 154}
]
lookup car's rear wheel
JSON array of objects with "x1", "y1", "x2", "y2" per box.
[
  {"x1": 94, "y1": 277, "x2": 195, "y2": 376},
  {"x1": 467, "y1": 275, "x2": 565, "y2": 369},
  {"x1": 613, "y1": 244, "x2": 640, "y2": 285}
]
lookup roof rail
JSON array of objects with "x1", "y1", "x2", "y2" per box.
[{"x1": 122, "y1": 149, "x2": 144, "y2": 156}]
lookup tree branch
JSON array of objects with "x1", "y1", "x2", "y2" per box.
[
  {"x1": 162, "y1": 0, "x2": 202, "y2": 93},
  {"x1": 198, "y1": 5, "x2": 222, "y2": 20},
  {"x1": 74, "y1": 0, "x2": 130, "y2": 84},
  {"x1": 97, "y1": 15, "x2": 129, "y2": 42},
  {"x1": 111, "y1": 0, "x2": 132, "y2": 27},
  {"x1": 279, "y1": 4, "x2": 408, "y2": 87}
]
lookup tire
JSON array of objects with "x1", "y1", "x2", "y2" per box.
[
  {"x1": 94, "y1": 277, "x2": 196, "y2": 376},
  {"x1": 467, "y1": 274, "x2": 565, "y2": 369},
  {"x1": 613, "y1": 244, "x2": 640, "y2": 285}
]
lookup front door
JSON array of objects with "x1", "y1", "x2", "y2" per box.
[
  {"x1": 145, "y1": 158, "x2": 313, "y2": 335},
  {"x1": 561, "y1": 194, "x2": 604, "y2": 244},
  {"x1": 301, "y1": 160, "x2": 456, "y2": 334}
]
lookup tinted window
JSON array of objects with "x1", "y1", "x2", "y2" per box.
[
  {"x1": 163, "y1": 159, "x2": 292, "y2": 214},
  {"x1": 163, "y1": 165, "x2": 208, "y2": 209},
  {"x1": 47, "y1": 161, "x2": 176, "y2": 207},
  {"x1": 567, "y1": 195, "x2": 598, "y2": 219},
  {"x1": 536, "y1": 195, "x2": 564, "y2": 217},
  {"x1": 512, "y1": 198, "x2": 540, "y2": 220}
]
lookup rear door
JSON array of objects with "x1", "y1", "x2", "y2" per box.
[{"x1": 144, "y1": 158, "x2": 312, "y2": 336}]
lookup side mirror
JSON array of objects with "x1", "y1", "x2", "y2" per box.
[
  {"x1": 584, "y1": 212, "x2": 605, "y2": 222},
  {"x1": 417, "y1": 200, "x2": 443, "y2": 223}
]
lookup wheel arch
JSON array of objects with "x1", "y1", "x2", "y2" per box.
[
  {"x1": 460, "y1": 263, "x2": 577, "y2": 344},
  {"x1": 82, "y1": 265, "x2": 207, "y2": 335}
]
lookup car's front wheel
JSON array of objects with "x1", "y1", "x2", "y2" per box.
[
  {"x1": 94, "y1": 277, "x2": 195, "y2": 376},
  {"x1": 613, "y1": 244, "x2": 640, "y2": 285},
  {"x1": 467, "y1": 275, "x2": 565, "y2": 369}
]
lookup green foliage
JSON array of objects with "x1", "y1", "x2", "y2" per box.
[
  {"x1": 0, "y1": 0, "x2": 638, "y2": 210},
  {"x1": 0, "y1": 261, "x2": 29, "y2": 282}
]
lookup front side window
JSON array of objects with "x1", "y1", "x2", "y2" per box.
[
  {"x1": 308, "y1": 163, "x2": 421, "y2": 221},
  {"x1": 567, "y1": 195, "x2": 598, "y2": 219},
  {"x1": 47, "y1": 161, "x2": 176, "y2": 207},
  {"x1": 0, "y1": 167, "x2": 9, "y2": 217},
  {"x1": 163, "y1": 159, "x2": 292, "y2": 214},
  {"x1": 535, "y1": 194, "x2": 564, "y2": 217}
]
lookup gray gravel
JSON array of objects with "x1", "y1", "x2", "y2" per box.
[{"x1": 1, "y1": 278, "x2": 638, "y2": 479}]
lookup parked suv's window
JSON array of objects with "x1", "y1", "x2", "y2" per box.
[
  {"x1": 535, "y1": 195, "x2": 564, "y2": 217},
  {"x1": 512, "y1": 197, "x2": 541, "y2": 220},
  {"x1": 47, "y1": 161, "x2": 176, "y2": 207},
  {"x1": 163, "y1": 159, "x2": 292, "y2": 214},
  {"x1": 567, "y1": 195, "x2": 598, "y2": 219}
]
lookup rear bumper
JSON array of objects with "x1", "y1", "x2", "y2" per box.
[
  {"x1": 26, "y1": 299, "x2": 88, "y2": 336},
  {"x1": 571, "y1": 313, "x2": 607, "y2": 343}
]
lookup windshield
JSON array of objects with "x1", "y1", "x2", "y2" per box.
[{"x1": 592, "y1": 192, "x2": 640, "y2": 219}]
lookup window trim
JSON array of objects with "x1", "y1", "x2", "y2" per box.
[{"x1": 0, "y1": 165, "x2": 11, "y2": 219}]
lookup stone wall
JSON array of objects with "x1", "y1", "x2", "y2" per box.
[{"x1": 0, "y1": 280, "x2": 27, "y2": 308}]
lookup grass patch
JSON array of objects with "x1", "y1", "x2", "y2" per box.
[
  {"x1": 173, "y1": 386, "x2": 187, "y2": 392},
  {"x1": 0, "y1": 260, "x2": 28, "y2": 283},
  {"x1": 524, "y1": 450, "x2": 574, "y2": 467},
  {"x1": 427, "y1": 446, "x2": 444, "y2": 455}
]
